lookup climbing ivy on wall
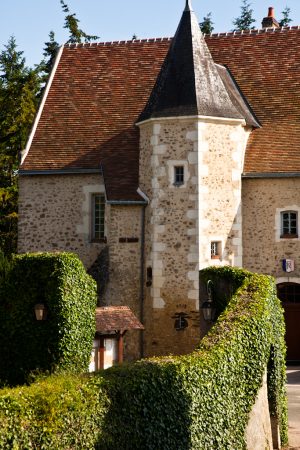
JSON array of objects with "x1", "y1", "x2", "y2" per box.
[{"x1": 0, "y1": 252, "x2": 97, "y2": 386}]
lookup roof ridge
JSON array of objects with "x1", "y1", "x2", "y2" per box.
[
  {"x1": 63, "y1": 25, "x2": 300, "y2": 48},
  {"x1": 64, "y1": 37, "x2": 172, "y2": 48},
  {"x1": 204, "y1": 25, "x2": 300, "y2": 38}
]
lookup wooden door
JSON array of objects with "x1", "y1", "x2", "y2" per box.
[{"x1": 277, "y1": 283, "x2": 300, "y2": 362}]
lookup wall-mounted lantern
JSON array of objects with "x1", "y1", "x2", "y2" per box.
[
  {"x1": 34, "y1": 303, "x2": 48, "y2": 321},
  {"x1": 201, "y1": 280, "x2": 216, "y2": 322}
]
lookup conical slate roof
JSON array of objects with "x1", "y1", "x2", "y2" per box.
[{"x1": 138, "y1": 1, "x2": 243, "y2": 122}]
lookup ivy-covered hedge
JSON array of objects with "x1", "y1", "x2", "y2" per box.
[
  {"x1": 0, "y1": 374, "x2": 108, "y2": 449},
  {"x1": 0, "y1": 252, "x2": 97, "y2": 386},
  {"x1": 99, "y1": 267, "x2": 287, "y2": 449},
  {"x1": 0, "y1": 267, "x2": 287, "y2": 449}
]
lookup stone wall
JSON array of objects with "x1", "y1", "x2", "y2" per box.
[
  {"x1": 245, "y1": 371, "x2": 273, "y2": 450},
  {"x1": 18, "y1": 174, "x2": 142, "y2": 361},
  {"x1": 243, "y1": 177, "x2": 300, "y2": 279},
  {"x1": 18, "y1": 174, "x2": 106, "y2": 267},
  {"x1": 197, "y1": 119, "x2": 250, "y2": 270},
  {"x1": 104, "y1": 204, "x2": 142, "y2": 360},
  {"x1": 139, "y1": 117, "x2": 250, "y2": 357},
  {"x1": 139, "y1": 119, "x2": 200, "y2": 356}
]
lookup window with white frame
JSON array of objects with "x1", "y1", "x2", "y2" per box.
[
  {"x1": 281, "y1": 211, "x2": 298, "y2": 238},
  {"x1": 211, "y1": 241, "x2": 221, "y2": 259},
  {"x1": 92, "y1": 194, "x2": 105, "y2": 241},
  {"x1": 174, "y1": 166, "x2": 184, "y2": 186}
]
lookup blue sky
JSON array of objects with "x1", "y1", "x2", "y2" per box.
[{"x1": 1, "y1": 0, "x2": 300, "y2": 68}]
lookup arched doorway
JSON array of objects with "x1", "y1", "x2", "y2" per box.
[{"x1": 277, "y1": 283, "x2": 300, "y2": 362}]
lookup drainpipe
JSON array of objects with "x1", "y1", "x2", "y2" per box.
[{"x1": 139, "y1": 204, "x2": 146, "y2": 359}]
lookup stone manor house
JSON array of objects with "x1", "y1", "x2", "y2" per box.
[{"x1": 18, "y1": 1, "x2": 300, "y2": 363}]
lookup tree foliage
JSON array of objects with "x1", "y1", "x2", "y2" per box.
[
  {"x1": 0, "y1": 3, "x2": 100, "y2": 256},
  {"x1": 199, "y1": 12, "x2": 214, "y2": 34},
  {"x1": 279, "y1": 6, "x2": 292, "y2": 27},
  {"x1": 60, "y1": 0, "x2": 99, "y2": 44},
  {"x1": 0, "y1": 37, "x2": 41, "y2": 255},
  {"x1": 39, "y1": 31, "x2": 59, "y2": 80},
  {"x1": 233, "y1": 0, "x2": 256, "y2": 31}
]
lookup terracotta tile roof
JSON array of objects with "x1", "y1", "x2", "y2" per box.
[
  {"x1": 21, "y1": 39, "x2": 171, "y2": 201},
  {"x1": 95, "y1": 306, "x2": 144, "y2": 333},
  {"x1": 206, "y1": 27, "x2": 300, "y2": 174},
  {"x1": 21, "y1": 27, "x2": 300, "y2": 193}
]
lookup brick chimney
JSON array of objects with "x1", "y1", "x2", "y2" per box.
[{"x1": 262, "y1": 7, "x2": 279, "y2": 28}]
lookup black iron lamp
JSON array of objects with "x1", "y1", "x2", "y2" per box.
[
  {"x1": 34, "y1": 303, "x2": 48, "y2": 321},
  {"x1": 201, "y1": 280, "x2": 216, "y2": 322}
]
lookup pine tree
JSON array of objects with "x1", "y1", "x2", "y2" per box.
[
  {"x1": 0, "y1": 37, "x2": 41, "y2": 255},
  {"x1": 232, "y1": 0, "x2": 256, "y2": 31},
  {"x1": 41, "y1": 31, "x2": 59, "y2": 78},
  {"x1": 279, "y1": 6, "x2": 292, "y2": 27},
  {"x1": 60, "y1": 0, "x2": 99, "y2": 44},
  {"x1": 200, "y1": 12, "x2": 214, "y2": 34}
]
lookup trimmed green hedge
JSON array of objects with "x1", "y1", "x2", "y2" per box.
[
  {"x1": 0, "y1": 252, "x2": 97, "y2": 386},
  {"x1": 0, "y1": 374, "x2": 108, "y2": 449},
  {"x1": 98, "y1": 267, "x2": 287, "y2": 449},
  {"x1": 0, "y1": 267, "x2": 287, "y2": 449}
]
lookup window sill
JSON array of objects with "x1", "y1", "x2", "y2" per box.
[
  {"x1": 280, "y1": 234, "x2": 298, "y2": 239},
  {"x1": 211, "y1": 255, "x2": 221, "y2": 260}
]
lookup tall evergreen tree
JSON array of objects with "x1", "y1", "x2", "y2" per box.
[
  {"x1": 60, "y1": 0, "x2": 99, "y2": 44},
  {"x1": 233, "y1": 0, "x2": 256, "y2": 31},
  {"x1": 279, "y1": 6, "x2": 292, "y2": 27},
  {"x1": 0, "y1": 37, "x2": 41, "y2": 255},
  {"x1": 40, "y1": 31, "x2": 59, "y2": 79},
  {"x1": 199, "y1": 12, "x2": 214, "y2": 34}
]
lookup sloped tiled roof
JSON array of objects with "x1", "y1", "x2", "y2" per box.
[
  {"x1": 206, "y1": 27, "x2": 300, "y2": 174},
  {"x1": 21, "y1": 39, "x2": 171, "y2": 201},
  {"x1": 21, "y1": 26, "x2": 300, "y2": 199},
  {"x1": 95, "y1": 306, "x2": 144, "y2": 333}
]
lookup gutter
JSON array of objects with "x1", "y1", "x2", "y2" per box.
[
  {"x1": 106, "y1": 200, "x2": 147, "y2": 205},
  {"x1": 107, "y1": 189, "x2": 149, "y2": 205},
  {"x1": 243, "y1": 172, "x2": 300, "y2": 179},
  {"x1": 18, "y1": 168, "x2": 102, "y2": 176}
]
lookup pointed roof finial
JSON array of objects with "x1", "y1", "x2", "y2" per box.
[{"x1": 184, "y1": 0, "x2": 193, "y2": 12}]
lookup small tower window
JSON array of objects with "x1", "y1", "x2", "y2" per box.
[
  {"x1": 174, "y1": 166, "x2": 184, "y2": 186},
  {"x1": 146, "y1": 267, "x2": 153, "y2": 287},
  {"x1": 211, "y1": 241, "x2": 221, "y2": 259}
]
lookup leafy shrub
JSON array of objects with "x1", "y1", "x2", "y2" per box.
[
  {"x1": 0, "y1": 252, "x2": 97, "y2": 386},
  {"x1": 0, "y1": 250, "x2": 13, "y2": 284},
  {"x1": 0, "y1": 267, "x2": 287, "y2": 449},
  {"x1": 99, "y1": 267, "x2": 287, "y2": 449},
  {"x1": 0, "y1": 373, "x2": 108, "y2": 449}
]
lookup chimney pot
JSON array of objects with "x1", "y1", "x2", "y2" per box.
[{"x1": 262, "y1": 7, "x2": 279, "y2": 28}]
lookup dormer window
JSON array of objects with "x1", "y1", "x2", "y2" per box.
[
  {"x1": 281, "y1": 211, "x2": 298, "y2": 238},
  {"x1": 174, "y1": 166, "x2": 184, "y2": 186}
]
